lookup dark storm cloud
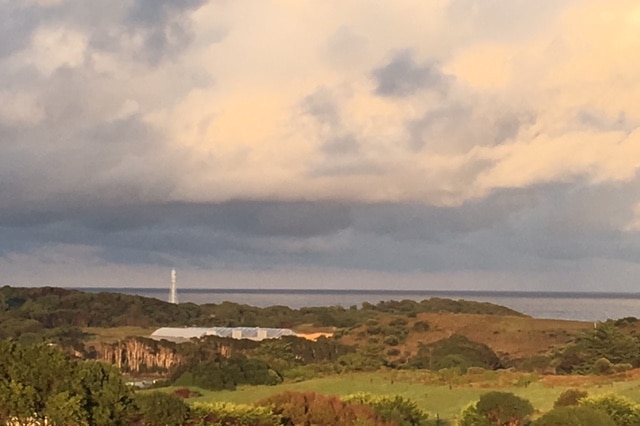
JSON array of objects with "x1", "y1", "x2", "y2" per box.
[
  {"x1": 372, "y1": 50, "x2": 451, "y2": 97},
  {"x1": 0, "y1": 201, "x2": 354, "y2": 268},
  {"x1": 5, "y1": 177, "x2": 639, "y2": 274}
]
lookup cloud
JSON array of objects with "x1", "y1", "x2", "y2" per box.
[
  {"x1": 372, "y1": 50, "x2": 451, "y2": 97},
  {"x1": 2, "y1": 0, "x2": 640, "y2": 291}
]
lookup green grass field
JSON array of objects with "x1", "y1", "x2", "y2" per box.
[{"x1": 152, "y1": 371, "x2": 640, "y2": 421}]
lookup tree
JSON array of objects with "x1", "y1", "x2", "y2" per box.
[
  {"x1": 558, "y1": 323, "x2": 640, "y2": 374},
  {"x1": 579, "y1": 394, "x2": 640, "y2": 426},
  {"x1": 534, "y1": 406, "x2": 615, "y2": 426},
  {"x1": 460, "y1": 392, "x2": 534, "y2": 426},
  {"x1": 71, "y1": 361, "x2": 136, "y2": 426},
  {"x1": 0, "y1": 342, "x2": 135, "y2": 425},
  {"x1": 410, "y1": 335, "x2": 501, "y2": 371},
  {"x1": 135, "y1": 392, "x2": 190, "y2": 426}
]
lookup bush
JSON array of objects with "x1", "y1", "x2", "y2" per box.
[
  {"x1": 519, "y1": 355, "x2": 552, "y2": 373},
  {"x1": 135, "y1": 392, "x2": 190, "y2": 426},
  {"x1": 592, "y1": 357, "x2": 613, "y2": 375},
  {"x1": 171, "y1": 387, "x2": 202, "y2": 399},
  {"x1": 387, "y1": 348, "x2": 401, "y2": 357},
  {"x1": 173, "y1": 355, "x2": 282, "y2": 390},
  {"x1": 412, "y1": 321, "x2": 430, "y2": 332},
  {"x1": 553, "y1": 388, "x2": 588, "y2": 408},
  {"x1": 257, "y1": 391, "x2": 390, "y2": 426},
  {"x1": 191, "y1": 402, "x2": 281, "y2": 426},
  {"x1": 613, "y1": 363, "x2": 633, "y2": 373},
  {"x1": 389, "y1": 318, "x2": 408, "y2": 327},
  {"x1": 534, "y1": 406, "x2": 615, "y2": 426},
  {"x1": 384, "y1": 335, "x2": 400, "y2": 346},
  {"x1": 460, "y1": 392, "x2": 533, "y2": 426},
  {"x1": 579, "y1": 393, "x2": 640, "y2": 426},
  {"x1": 344, "y1": 393, "x2": 431, "y2": 426},
  {"x1": 410, "y1": 335, "x2": 501, "y2": 371}
]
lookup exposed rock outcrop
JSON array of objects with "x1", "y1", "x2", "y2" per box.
[{"x1": 92, "y1": 337, "x2": 182, "y2": 373}]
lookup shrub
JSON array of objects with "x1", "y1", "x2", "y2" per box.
[
  {"x1": 389, "y1": 318, "x2": 408, "y2": 327},
  {"x1": 344, "y1": 393, "x2": 431, "y2": 426},
  {"x1": 367, "y1": 326, "x2": 383, "y2": 335},
  {"x1": 172, "y1": 387, "x2": 202, "y2": 399},
  {"x1": 191, "y1": 402, "x2": 281, "y2": 426},
  {"x1": 387, "y1": 348, "x2": 401, "y2": 357},
  {"x1": 553, "y1": 388, "x2": 588, "y2": 408},
  {"x1": 613, "y1": 363, "x2": 633, "y2": 373},
  {"x1": 384, "y1": 335, "x2": 400, "y2": 346},
  {"x1": 173, "y1": 355, "x2": 282, "y2": 390},
  {"x1": 257, "y1": 391, "x2": 391, "y2": 426},
  {"x1": 135, "y1": 392, "x2": 190, "y2": 426},
  {"x1": 592, "y1": 357, "x2": 613, "y2": 375},
  {"x1": 519, "y1": 355, "x2": 552, "y2": 373},
  {"x1": 412, "y1": 321, "x2": 430, "y2": 332},
  {"x1": 410, "y1": 335, "x2": 501, "y2": 371},
  {"x1": 534, "y1": 406, "x2": 615, "y2": 426},
  {"x1": 460, "y1": 391, "x2": 533, "y2": 426},
  {"x1": 579, "y1": 393, "x2": 640, "y2": 426}
]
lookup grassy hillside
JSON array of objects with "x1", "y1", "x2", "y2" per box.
[{"x1": 342, "y1": 312, "x2": 593, "y2": 361}]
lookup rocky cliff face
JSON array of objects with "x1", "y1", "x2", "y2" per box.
[{"x1": 93, "y1": 337, "x2": 182, "y2": 373}]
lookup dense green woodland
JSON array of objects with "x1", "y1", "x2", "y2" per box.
[{"x1": 0, "y1": 285, "x2": 522, "y2": 332}]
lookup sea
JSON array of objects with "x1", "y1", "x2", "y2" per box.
[{"x1": 77, "y1": 288, "x2": 640, "y2": 322}]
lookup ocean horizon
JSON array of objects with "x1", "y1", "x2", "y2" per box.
[{"x1": 71, "y1": 287, "x2": 640, "y2": 322}]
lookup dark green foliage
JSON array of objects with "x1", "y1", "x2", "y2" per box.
[
  {"x1": 613, "y1": 317, "x2": 639, "y2": 327},
  {"x1": 336, "y1": 344, "x2": 386, "y2": 372},
  {"x1": 134, "y1": 392, "x2": 190, "y2": 426},
  {"x1": 251, "y1": 335, "x2": 351, "y2": 373},
  {"x1": 460, "y1": 392, "x2": 534, "y2": 426},
  {"x1": 174, "y1": 355, "x2": 282, "y2": 390},
  {"x1": 592, "y1": 357, "x2": 614, "y2": 375},
  {"x1": 518, "y1": 355, "x2": 552, "y2": 373},
  {"x1": 0, "y1": 341, "x2": 135, "y2": 425},
  {"x1": 370, "y1": 298, "x2": 523, "y2": 317},
  {"x1": 384, "y1": 335, "x2": 400, "y2": 346},
  {"x1": 554, "y1": 388, "x2": 588, "y2": 407},
  {"x1": 579, "y1": 394, "x2": 640, "y2": 426},
  {"x1": 257, "y1": 391, "x2": 392, "y2": 426},
  {"x1": 557, "y1": 323, "x2": 640, "y2": 374},
  {"x1": 412, "y1": 320, "x2": 430, "y2": 332},
  {"x1": 410, "y1": 335, "x2": 502, "y2": 371},
  {"x1": 534, "y1": 406, "x2": 615, "y2": 426},
  {"x1": 190, "y1": 402, "x2": 281, "y2": 426}
]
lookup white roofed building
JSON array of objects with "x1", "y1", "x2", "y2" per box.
[{"x1": 150, "y1": 327, "x2": 295, "y2": 343}]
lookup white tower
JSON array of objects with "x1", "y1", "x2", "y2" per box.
[{"x1": 169, "y1": 268, "x2": 178, "y2": 304}]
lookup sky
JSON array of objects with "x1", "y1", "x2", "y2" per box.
[{"x1": 2, "y1": 0, "x2": 640, "y2": 291}]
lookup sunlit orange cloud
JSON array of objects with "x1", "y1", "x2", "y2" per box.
[{"x1": 144, "y1": 0, "x2": 640, "y2": 206}]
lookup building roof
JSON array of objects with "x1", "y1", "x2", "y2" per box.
[{"x1": 150, "y1": 326, "x2": 295, "y2": 342}]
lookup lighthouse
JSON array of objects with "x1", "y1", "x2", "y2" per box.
[{"x1": 169, "y1": 268, "x2": 178, "y2": 304}]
